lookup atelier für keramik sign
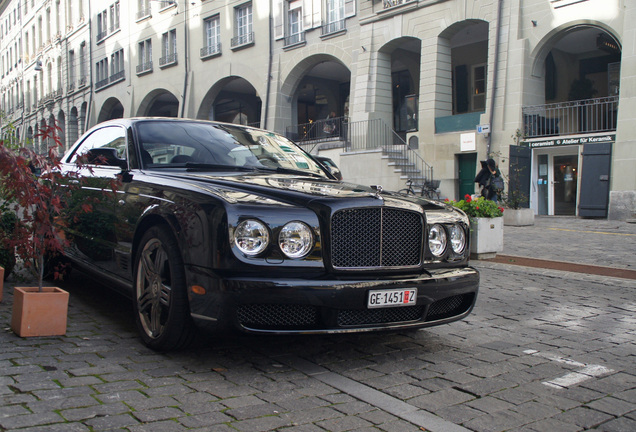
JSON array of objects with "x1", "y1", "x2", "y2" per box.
[{"x1": 524, "y1": 134, "x2": 616, "y2": 149}]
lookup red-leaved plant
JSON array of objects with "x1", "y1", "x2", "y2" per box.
[{"x1": 0, "y1": 123, "x2": 115, "y2": 291}]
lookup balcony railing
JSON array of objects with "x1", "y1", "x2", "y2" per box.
[
  {"x1": 284, "y1": 32, "x2": 305, "y2": 47},
  {"x1": 159, "y1": 53, "x2": 178, "y2": 67},
  {"x1": 522, "y1": 96, "x2": 619, "y2": 138},
  {"x1": 286, "y1": 116, "x2": 347, "y2": 145},
  {"x1": 287, "y1": 117, "x2": 433, "y2": 183},
  {"x1": 110, "y1": 70, "x2": 125, "y2": 83},
  {"x1": 200, "y1": 43, "x2": 221, "y2": 58},
  {"x1": 383, "y1": 0, "x2": 416, "y2": 8},
  {"x1": 136, "y1": 61, "x2": 153, "y2": 74},
  {"x1": 231, "y1": 32, "x2": 254, "y2": 48},
  {"x1": 322, "y1": 19, "x2": 346, "y2": 36},
  {"x1": 95, "y1": 77, "x2": 110, "y2": 90}
]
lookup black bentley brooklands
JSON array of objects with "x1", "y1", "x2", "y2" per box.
[{"x1": 60, "y1": 118, "x2": 479, "y2": 351}]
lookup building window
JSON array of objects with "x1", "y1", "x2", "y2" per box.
[
  {"x1": 383, "y1": 0, "x2": 415, "y2": 8},
  {"x1": 160, "y1": 29, "x2": 177, "y2": 67},
  {"x1": 97, "y1": 2, "x2": 120, "y2": 42},
  {"x1": 285, "y1": 1, "x2": 303, "y2": 46},
  {"x1": 96, "y1": 58, "x2": 109, "y2": 89},
  {"x1": 110, "y1": 49, "x2": 125, "y2": 83},
  {"x1": 201, "y1": 15, "x2": 221, "y2": 58},
  {"x1": 97, "y1": 9, "x2": 107, "y2": 40},
  {"x1": 159, "y1": 0, "x2": 176, "y2": 9},
  {"x1": 324, "y1": 0, "x2": 346, "y2": 35},
  {"x1": 232, "y1": 2, "x2": 253, "y2": 48},
  {"x1": 137, "y1": 0, "x2": 151, "y2": 20},
  {"x1": 110, "y1": 1, "x2": 120, "y2": 33},
  {"x1": 137, "y1": 39, "x2": 153, "y2": 74},
  {"x1": 68, "y1": 49, "x2": 75, "y2": 90},
  {"x1": 79, "y1": 42, "x2": 87, "y2": 86}
]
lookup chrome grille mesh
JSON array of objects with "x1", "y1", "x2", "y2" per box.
[
  {"x1": 425, "y1": 294, "x2": 474, "y2": 321},
  {"x1": 338, "y1": 306, "x2": 425, "y2": 326},
  {"x1": 237, "y1": 304, "x2": 318, "y2": 327},
  {"x1": 331, "y1": 208, "x2": 423, "y2": 269}
]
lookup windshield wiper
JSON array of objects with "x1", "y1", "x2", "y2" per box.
[
  {"x1": 183, "y1": 163, "x2": 259, "y2": 172},
  {"x1": 253, "y1": 166, "x2": 325, "y2": 178}
]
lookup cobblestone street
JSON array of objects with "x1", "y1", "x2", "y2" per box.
[{"x1": 1, "y1": 217, "x2": 635, "y2": 432}]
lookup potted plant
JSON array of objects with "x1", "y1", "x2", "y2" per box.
[
  {"x1": 0, "y1": 123, "x2": 96, "y2": 337},
  {"x1": 502, "y1": 190, "x2": 534, "y2": 226},
  {"x1": 446, "y1": 195, "x2": 504, "y2": 259}
]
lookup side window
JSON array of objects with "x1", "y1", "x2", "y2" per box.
[{"x1": 70, "y1": 126, "x2": 127, "y2": 167}]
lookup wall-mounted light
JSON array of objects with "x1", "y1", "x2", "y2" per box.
[
  {"x1": 531, "y1": 20, "x2": 538, "y2": 27},
  {"x1": 34, "y1": 59, "x2": 43, "y2": 72}
]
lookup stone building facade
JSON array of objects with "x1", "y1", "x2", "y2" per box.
[{"x1": 1, "y1": 0, "x2": 634, "y2": 219}]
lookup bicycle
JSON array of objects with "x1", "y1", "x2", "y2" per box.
[
  {"x1": 397, "y1": 179, "x2": 418, "y2": 196},
  {"x1": 398, "y1": 179, "x2": 441, "y2": 200}
]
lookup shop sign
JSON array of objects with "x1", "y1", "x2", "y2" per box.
[{"x1": 524, "y1": 134, "x2": 616, "y2": 149}]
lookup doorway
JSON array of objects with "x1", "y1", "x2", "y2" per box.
[
  {"x1": 457, "y1": 153, "x2": 477, "y2": 200},
  {"x1": 533, "y1": 148, "x2": 580, "y2": 216},
  {"x1": 553, "y1": 155, "x2": 578, "y2": 215}
]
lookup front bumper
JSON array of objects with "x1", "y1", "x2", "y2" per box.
[{"x1": 188, "y1": 267, "x2": 479, "y2": 334}]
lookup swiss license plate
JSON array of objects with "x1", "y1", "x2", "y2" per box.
[{"x1": 367, "y1": 288, "x2": 417, "y2": 309}]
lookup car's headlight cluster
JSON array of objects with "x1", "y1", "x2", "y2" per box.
[
  {"x1": 428, "y1": 223, "x2": 467, "y2": 260},
  {"x1": 234, "y1": 219, "x2": 315, "y2": 259},
  {"x1": 234, "y1": 220, "x2": 270, "y2": 256}
]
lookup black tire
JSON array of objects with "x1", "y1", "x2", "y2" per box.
[
  {"x1": 397, "y1": 188, "x2": 412, "y2": 195},
  {"x1": 133, "y1": 225, "x2": 196, "y2": 351}
]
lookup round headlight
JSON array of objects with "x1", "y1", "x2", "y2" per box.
[
  {"x1": 234, "y1": 219, "x2": 269, "y2": 256},
  {"x1": 449, "y1": 224, "x2": 466, "y2": 254},
  {"x1": 428, "y1": 224, "x2": 447, "y2": 257},
  {"x1": 279, "y1": 222, "x2": 314, "y2": 259}
]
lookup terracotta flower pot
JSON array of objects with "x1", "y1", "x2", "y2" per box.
[{"x1": 11, "y1": 286, "x2": 69, "y2": 337}]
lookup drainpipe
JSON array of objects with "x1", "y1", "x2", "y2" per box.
[
  {"x1": 487, "y1": 0, "x2": 503, "y2": 156},
  {"x1": 263, "y1": 0, "x2": 274, "y2": 130},
  {"x1": 180, "y1": 1, "x2": 189, "y2": 118}
]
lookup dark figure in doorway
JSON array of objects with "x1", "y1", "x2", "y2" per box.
[{"x1": 474, "y1": 158, "x2": 503, "y2": 202}]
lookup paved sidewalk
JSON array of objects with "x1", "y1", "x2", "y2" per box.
[
  {"x1": 0, "y1": 216, "x2": 634, "y2": 432},
  {"x1": 495, "y1": 216, "x2": 636, "y2": 270}
]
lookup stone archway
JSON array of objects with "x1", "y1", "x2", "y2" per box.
[
  {"x1": 197, "y1": 76, "x2": 262, "y2": 127},
  {"x1": 97, "y1": 97, "x2": 125, "y2": 124},
  {"x1": 137, "y1": 89, "x2": 180, "y2": 117}
]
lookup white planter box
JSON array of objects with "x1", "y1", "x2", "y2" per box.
[
  {"x1": 470, "y1": 217, "x2": 503, "y2": 259},
  {"x1": 504, "y1": 208, "x2": 535, "y2": 226}
]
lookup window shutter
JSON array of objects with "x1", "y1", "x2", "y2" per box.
[
  {"x1": 345, "y1": 0, "x2": 355, "y2": 17},
  {"x1": 302, "y1": 0, "x2": 312, "y2": 31},
  {"x1": 274, "y1": 0, "x2": 284, "y2": 40}
]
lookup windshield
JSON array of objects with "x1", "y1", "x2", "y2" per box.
[{"x1": 135, "y1": 120, "x2": 330, "y2": 178}]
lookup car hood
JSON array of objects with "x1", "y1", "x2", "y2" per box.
[{"x1": 151, "y1": 171, "x2": 446, "y2": 211}]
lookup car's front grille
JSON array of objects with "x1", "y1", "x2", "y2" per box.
[
  {"x1": 337, "y1": 306, "x2": 425, "y2": 326},
  {"x1": 237, "y1": 304, "x2": 318, "y2": 328},
  {"x1": 236, "y1": 295, "x2": 474, "y2": 331},
  {"x1": 331, "y1": 207, "x2": 423, "y2": 269},
  {"x1": 425, "y1": 294, "x2": 474, "y2": 321}
]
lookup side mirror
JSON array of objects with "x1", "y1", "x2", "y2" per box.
[{"x1": 86, "y1": 148, "x2": 128, "y2": 169}]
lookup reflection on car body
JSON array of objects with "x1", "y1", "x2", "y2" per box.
[{"x1": 60, "y1": 118, "x2": 479, "y2": 351}]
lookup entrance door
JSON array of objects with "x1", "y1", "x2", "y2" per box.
[
  {"x1": 457, "y1": 153, "x2": 477, "y2": 200},
  {"x1": 579, "y1": 142, "x2": 612, "y2": 217},
  {"x1": 553, "y1": 155, "x2": 578, "y2": 215},
  {"x1": 537, "y1": 154, "x2": 549, "y2": 215}
]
